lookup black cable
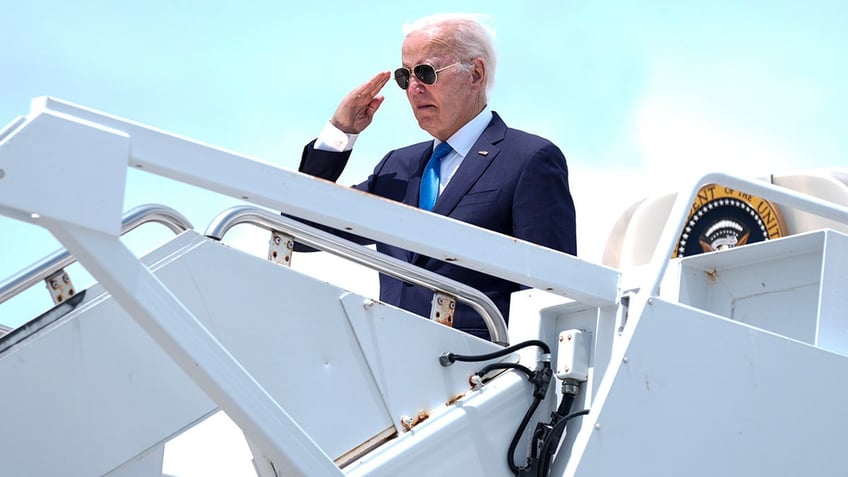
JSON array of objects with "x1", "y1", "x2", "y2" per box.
[
  {"x1": 536, "y1": 409, "x2": 591, "y2": 476},
  {"x1": 438, "y1": 340, "x2": 558, "y2": 475},
  {"x1": 507, "y1": 363, "x2": 552, "y2": 475},
  {"x1": 441, "y1": 339, "x2": 550, "y2": 366},
  {"x1": 475, "y1": 362, "x2": 535, "y2": 381},
  {"x1": 556, "y1": 393, "x2": 575, "y2": 419},
  {"x1": 532, "y1": 391, "x2": 577, "y2": 474},
  {"x1": 507, "y1": 394, "x2": 544, "y2": 474}
]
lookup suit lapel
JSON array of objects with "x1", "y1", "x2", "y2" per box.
[
  {"x1": 431, "y1": 144, "x2": 499, "y2": 216},
  {"x1": 406, "y1": 146, "x2": 432, "y2": 206},
  {"x1": 410, "y1": 113, "x2": 507, "y2": 265},
  {"x1": 432, "y1": 113, "x2": 506, "y2": 216}
]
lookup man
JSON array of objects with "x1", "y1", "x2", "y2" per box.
[{"x1": 298, "y1": 14, "x2": 576, "y2": 340}]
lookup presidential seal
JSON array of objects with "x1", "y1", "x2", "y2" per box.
[{"x1": 674, "y1": 184, "x2": 787, "y2": 258}]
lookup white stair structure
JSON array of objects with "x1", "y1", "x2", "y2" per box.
[{"x1": 1, "y1": 98, "x2": 848, "y2": 476}]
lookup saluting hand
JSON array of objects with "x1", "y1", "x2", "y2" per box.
[{"x1": 330, "y1": 71, "x2": 391, "y2": 134}]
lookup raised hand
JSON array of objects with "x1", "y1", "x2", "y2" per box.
[{"x1": 330, "y1": 71, "x2": 391, "y2": 134}]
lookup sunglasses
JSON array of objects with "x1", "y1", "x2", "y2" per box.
[{"x1": 394, "y1": 62, "x2": 462, "y2": 90}]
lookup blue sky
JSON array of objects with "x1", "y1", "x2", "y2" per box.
[
  {"x1": 1, "y1": 2, "x2": 847, "y2": 474},
  {"x1": 2, "y1": 1, "x2": 846, "y2": 323}
]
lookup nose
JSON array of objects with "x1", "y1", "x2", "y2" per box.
[
  {"x1": 407, "y1": 76, "x2": 427, "y2": 94},
  {"x1": 404, "y1": 70, "x2": 429, "y2": 92}
]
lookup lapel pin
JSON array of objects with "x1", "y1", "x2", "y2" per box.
[{"x1": 478, "y1": 150, "x2": 489, "y2": 156}]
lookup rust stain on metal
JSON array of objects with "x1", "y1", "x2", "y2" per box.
[
  {"x1": 334, "y1": 426, "x2": 397, "y2": 468},
  {"x1": 704, "y1": 268, "x2": 718, "y2": 281},
  {"x1": 467, "y1": 367, "x2": 509, "y2": 388},
  {"x1": 400, "y1": 410, "x2": 430, "y2": 432},
  {"x1": 267, "y1": 231, "x2": 294, "y2": 266},
  {"x1": 44, "y1": 269, "x2": 75, "y2": 305},
  {"x1": 445, "y1": 391, "x2": 467, "y2": 406},
  {"x1": 431, "y1": 293, "x2": 456, "y2": 328}
]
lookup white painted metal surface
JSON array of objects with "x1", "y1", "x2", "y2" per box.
[
  {"x1": 7, "y1": 97, "x2": 618, "y2": 305},
  {"x1": 2, "y1": 98, "x2": 848, "y2": 476},
  {"x1": 0, "y1": 231, "x2": 503, "y2": 475},
  {"x1": 0, "y1": 107, "x2": 128, "y2": 234},
  {"x1": 562, "y1": 296, "x2": 848, "y2": 476}
]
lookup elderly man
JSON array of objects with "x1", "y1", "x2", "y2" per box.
[{"x1": 298, "y1": 14, "x2": 576, "y2": 340}]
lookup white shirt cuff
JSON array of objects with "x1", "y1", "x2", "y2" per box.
[{"x1": 314, "y1": 121, "x2": 359, "y2": 152}]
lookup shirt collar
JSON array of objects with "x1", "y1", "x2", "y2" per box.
[{"x1": 435, "y1": 107, "x2": 493, "y2": 157}]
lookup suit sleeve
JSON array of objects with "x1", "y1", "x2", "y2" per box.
[
  {"x1": 512, "y1": 144, "x2": 577, "y2": 256},
  {"x1": 290, "y1": 140, "x2": 373, "y2": 248},
  {"x1": 299, "y1": 139, "x2": 352, "y2": 181}
]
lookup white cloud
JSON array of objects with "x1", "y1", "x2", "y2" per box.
[
  {"x1": 633, "y1": 96, "x2": 798, "y2": 182},
  {"x1": 162, "y1": 412, "x2": 255, "y2": 477}
]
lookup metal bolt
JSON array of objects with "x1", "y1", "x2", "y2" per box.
[
  {"x1": 400, "y1": 416, "x2": 413, "y2": 429},
  {"x1": 286, "y1": 240, "x2": 294, "y2": 250},
  {"x1": 437, "y1": 297, "x2": 444, "y2": 305},
  {"x1": 623, "y1": 356, "x2": 629, "y2": 363},
  {"x1": 595, "y1": 423, "x2": 601, "y2": 430},
  {"x1": 273, "y1": 236, "x2": 281, "y2": 245},
  {"x1": 567, "y1": 334, "x2": 573, "y2": 341}
]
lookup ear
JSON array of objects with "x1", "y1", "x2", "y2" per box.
[{"x1": 470, "y1": 57, "x2": 486, "y2": 91}]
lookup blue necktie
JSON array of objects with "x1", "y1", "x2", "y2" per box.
[{"x1": 419, "y1": 141, "x2": 453, "y2": 211}]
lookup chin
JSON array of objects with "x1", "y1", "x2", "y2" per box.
[{"x1": 415, "y1": 119, "x2": 438, "y2": 136}]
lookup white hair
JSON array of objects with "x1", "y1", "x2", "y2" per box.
[{"x1": 402, "y1": 13, "x2": 497, "y2": 91}]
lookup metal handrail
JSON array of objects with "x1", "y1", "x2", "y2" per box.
[
  {"x1": 0, "y1": 204, "x2": 193, "y2": 305},
  {"x1": 643, "y1": 172, "x2": 848, "y2": 299},
  {"x1": 205, "y1": 205, "x2": 510, "y2": 345}
]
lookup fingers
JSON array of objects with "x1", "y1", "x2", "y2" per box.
[
  {"x1": 367, "y1": 94, "x2": 386, "y2": 116},
  {"x1": 351, "y1": 71, "x2": 391, "y2": 103},
  {"x1": 332, "y1": 71, "x2": 392, "y2": 134}
]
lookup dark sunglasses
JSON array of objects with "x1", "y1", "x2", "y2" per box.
[{"x1": 394, "y1": 62, "x2": 462, "y2": 90}]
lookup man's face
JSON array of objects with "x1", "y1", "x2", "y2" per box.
[{"x1": 400, "y1": 31, "x2": 483, "y2": 141}]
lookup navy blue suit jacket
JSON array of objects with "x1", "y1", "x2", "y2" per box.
[{"x1": 298, "y1": 112, "x2": 576, "y2": 340}]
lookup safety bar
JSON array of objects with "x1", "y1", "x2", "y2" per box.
[
  {"x1": 205, "y1": 206, "x2": 509, "y2": 345},
  {"x1": 643, "y1": 172, "x2": 848, "y2": 299},
  {"x1": 0, "y1": 204, "x2": 193, "y2": 305}
]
